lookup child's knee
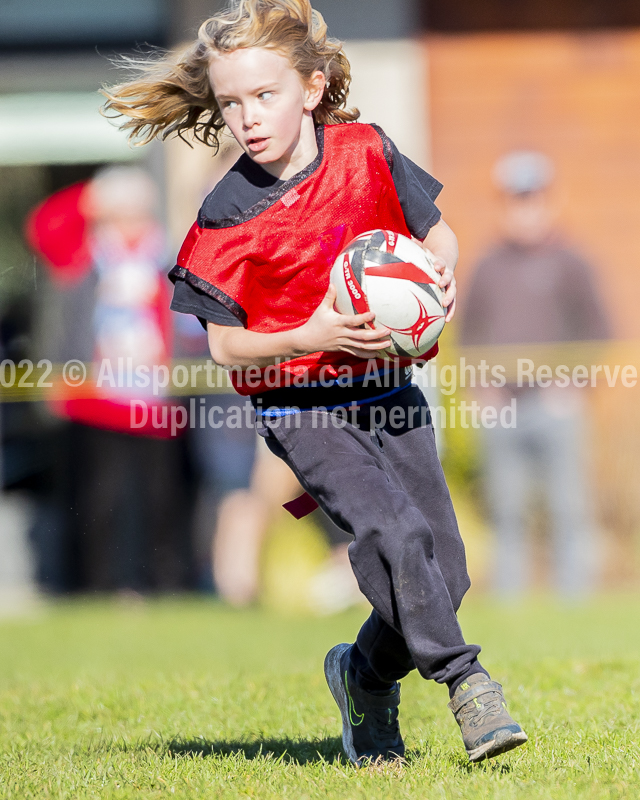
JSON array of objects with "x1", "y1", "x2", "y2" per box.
[{"x1": 356, "y1": 514, "x2": 436, "y2": 561}]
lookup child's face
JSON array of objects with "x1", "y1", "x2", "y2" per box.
[
  {"x1": 501, "y1": 190, "x2": 555, "y2": 246},
  {"x1": 208, "y1": 47, "x2": 324, "y2": 177}
]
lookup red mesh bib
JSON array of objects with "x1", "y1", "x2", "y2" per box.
[{"x1": 172, "y1": 123, "x2": 437, "y2": 395}]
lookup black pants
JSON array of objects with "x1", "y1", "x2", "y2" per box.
[
  {"x1": 260, "y1": 385, "x2": 482, "y2": 689},
  {"x1": 72, "y1": 425, "x2": 188, "y2": 592}
]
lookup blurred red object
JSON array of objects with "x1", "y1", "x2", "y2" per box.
[
  {"x1": 25, "y1": 182, "x2": 92, "y2": 283},
  {"x1": 25, "y1": 180, "x2": 178, "y2": 439}
]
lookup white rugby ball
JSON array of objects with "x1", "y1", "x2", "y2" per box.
[{"x1": 330, "y1": 229, "x2": 445, "y2": 358}]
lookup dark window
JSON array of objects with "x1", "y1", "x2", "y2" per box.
[
  {"x1": 313, "y1": 0, "x2": 421, "y2": 40},
  {"x1": 0, "y1": 0, "x2": 168, "y2": 51},
  {"x1": 426, "y1": 0, "x2": 640, "y2": 32}
]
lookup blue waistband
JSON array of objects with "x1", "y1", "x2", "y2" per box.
[{"x1": 255, "y1": 381, "x2": 413, "y2": 418}]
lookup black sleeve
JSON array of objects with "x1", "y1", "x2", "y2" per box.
[
  {"x1": 170, "y1": 279, "x2": 243, "y2": 330},
  {"x1": 375, "y1": 129, "x2": 443, "y2": 240}
]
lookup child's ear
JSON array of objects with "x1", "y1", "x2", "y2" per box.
[{"x1": 304, "y1": 70, "x2": 326, "y2": 111}]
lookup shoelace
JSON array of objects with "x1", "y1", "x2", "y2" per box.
[
  {"x1": 368, "y1": 705, "x2": 400, "y2": 747},
  {"x1": 459, "y1": 691, "x2": 504, "y2": 728}
]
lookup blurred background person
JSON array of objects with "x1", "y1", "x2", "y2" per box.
[
  {"x1": 26, "y1": 166, "x2": 189, "y2": 593},
  {"x1": 174, "y1": 311, "x2": 263, "y2": 601},
  {"x1": 459, "y1": 151, "x2": 610, "y2": 598},
  {"x1": 175, "y1": 307, "x2": 362, "y2": 611}
]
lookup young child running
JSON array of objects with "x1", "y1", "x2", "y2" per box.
[{"x1": 104, "y1": 0, "x2": 528, "y2": 765}]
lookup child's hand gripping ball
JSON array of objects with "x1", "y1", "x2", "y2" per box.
[{"x1": 330, "y1": 230, "x2": 446, "y2": 358}]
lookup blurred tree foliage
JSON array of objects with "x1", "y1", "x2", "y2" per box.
[
  {"x1": 437, "y1": 346, "x2": 486, "y2": 513},
  {"x1": 441, "y1": 398, "x2": 482, "y2": 495}
]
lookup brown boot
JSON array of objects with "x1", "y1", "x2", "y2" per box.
[{"x1": 448, "y1": 673, "x2": 528, "y2": 762}]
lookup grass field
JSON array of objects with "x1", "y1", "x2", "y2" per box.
[{"x1": 1, "y1": 595, "x2": 639, "y2": 799}]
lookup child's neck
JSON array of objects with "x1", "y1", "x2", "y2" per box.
[{"x1": 258, "y1": 114, "x2": 318, "y2": 182}]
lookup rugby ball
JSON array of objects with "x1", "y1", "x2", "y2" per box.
[{"x1": 330, "y1": 229, "x2": 445, "y2": 358}]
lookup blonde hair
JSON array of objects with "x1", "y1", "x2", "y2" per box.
[{"x1": 102, "y1": 0, "x2": 359, "y2": 151}]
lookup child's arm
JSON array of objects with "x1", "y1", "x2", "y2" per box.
[
  {"x1": 207, "y1": 285, "x2": 391, "y2": 368},
  {"x1": 422, "y1": 218, "x2": 459, "y2": 322}
]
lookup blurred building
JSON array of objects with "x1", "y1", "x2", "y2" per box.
[
  {"x1": 1, "y1": 0, "x2": 640, "y2": 590},
  {"x1": 0, "y1": 0, "x2": 432, "y2": 596},
  {"x1": 425, "y1": 1, "x2": 640, "y2": 587}
]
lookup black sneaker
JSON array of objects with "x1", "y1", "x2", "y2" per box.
[
  {"x1": 324, "y1": 642, "x2": 404, "y2": 766},
  {"x1": 448, "y1": 673, "x2": 528, "y2": 762}
]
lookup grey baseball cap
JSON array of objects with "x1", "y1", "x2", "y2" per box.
[{"x1": 492, "y1": 151, "x2": 554, "y2": 194}]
